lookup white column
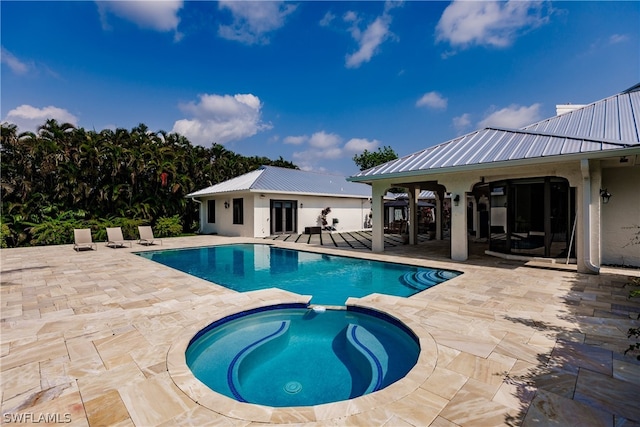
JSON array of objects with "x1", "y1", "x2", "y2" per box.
[
  {"x1": 435, "y1": 194, "x2": 442, "y2": 240},
  {"x1": 577, "y1": 159, "x2": 601, "y2": 274},
  {"x1": 473, "y1": 197, "x2": 480, "y2": 239},
  {"x1": 371, "y1": 183, "x2": 386, "y2": 252},
  {"x1": 449, "y1": 190, "x2": 468, "y2": 261},
  {"x1": 409, "y1": 187, "x2": 419, "y2": 245}
]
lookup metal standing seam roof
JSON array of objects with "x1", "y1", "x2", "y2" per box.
[
  {"x1": 186, "y1": 165, "x2": 371, "y2": 198},
  {"x1": 350, "y1": 84, "x2": 640, "y2": 181}
]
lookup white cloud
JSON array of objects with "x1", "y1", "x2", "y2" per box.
[
  {"x1": 609, "y1": 34, "x2": 629, "y2": 44},
  {"x1": 343, "y1": 11, "x2": 358, "y2": 24},
  {"x1": 344, "y1": 138, "x2": 380, "y2": 152},
  {"x1": 291, "y1": 131, "x2": 344, "y2": 168},
  {"x1": 478, "y1": 103, "x2": 542, "y2": 129},
  {"x1": 283, "y1": 135, "x2": 307, "y2": 145},
  {"x1": 416, "y1": 91, "x2": 447, "y2": 110},
  {"x1": 308, "y1": 131, "x2": 342, "y2": 149},
  {"x1": 218, "y1": 1, "x2": 297, "y2": 45},
  {"x1": 344, "y1": 1, "x2": 401, "y2": 69},
  {"x1": 436, "y1": 0, "x2": 551, "y2": 49},
  {"x1": 1, "y1": 47, "x2": 29, "y2": 75},
  {"x1": 290, "y1": 132, "x2": 382, "y2": 171},
  {"x1": 96, "y1": 0, "x2": 183, "y2": 38},
  {"x1": 453, "y1": 113, "x2": 472, "y2": 134},
  {"x1": 319, "y1": 11, "x2": 335, "y2": 27},
  {"x1": 3, "y1": 105, "x2": 78, "y2": 133},
  {"x1": 172, "y1": 93, "x2": 271, "y2": 146}
]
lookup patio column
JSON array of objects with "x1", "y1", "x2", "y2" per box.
[
  {"x1": 371, "y1": 182, "x2": 386, "y2": 252},
  {"x1": 435, "y1": 190, "x2": 443, "y2": 240},
  {"x1": 449, "y1": 190, "x2": 468, "y2": 261},
  {"x1": 440, "y1": 177, "x2": 475, "y2": 262},
  {"x1": 408, "y1": 186, "x2": 419, "y2": 245},
  {"x1": 472, "y1": 196, "x2": 480, "y2": 239},
  {"x1": 576, "y1": 159, "x2": 601, "y2": 274}
]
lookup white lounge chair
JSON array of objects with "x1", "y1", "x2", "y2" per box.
[
  {"x1": 73, "y1": 228, "x2": 97, "y2": 251},
  {"x1": 137, "y1": 226, "x2": 162, "y2": 246},
  {"x1": 106, "y1": 227, "x2": 132, "y2": 248}
]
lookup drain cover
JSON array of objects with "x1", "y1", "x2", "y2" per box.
[{"x1": 284, "y1": 381, "x2": 302, "y2": 394}]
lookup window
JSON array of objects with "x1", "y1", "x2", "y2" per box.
[
  {"x1": 207, "y1": 200, "x2": 215, "y2": 223},
  {"x1": 233, "y1": 198, "x2": 243, "y2": 224}
]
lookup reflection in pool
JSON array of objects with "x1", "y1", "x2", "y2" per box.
[{"x1": 137, "y1": 244, "x2": 461, "y2": 305}]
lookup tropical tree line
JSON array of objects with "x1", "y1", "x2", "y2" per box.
[{"x1": 0, "y1": 120, "x2": 297, "y2": 247}]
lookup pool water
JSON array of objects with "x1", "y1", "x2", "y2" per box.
[
  {"x1": 186, "y1": 305, "x2": 420, "y2": 407},
  {"x1": 137, "y1": 244, "x2": 460, "y2": 306}
]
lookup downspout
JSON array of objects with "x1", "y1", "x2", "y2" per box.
[
  {"x1": 580, "y1": 159, "x2": 600, "y2": 274},
  {"x1": 190, "y1": 197, "x2": 203, "y2": 234}
]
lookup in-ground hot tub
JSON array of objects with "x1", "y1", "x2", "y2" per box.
[{"x1": 185, "y1": 303, "x2": 420, "y2": 407}]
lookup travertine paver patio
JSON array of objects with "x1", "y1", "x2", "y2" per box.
[{"x1": 1, "y1": 235, "x2": 639, "y2": 426}]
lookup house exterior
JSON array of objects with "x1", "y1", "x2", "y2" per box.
[
  {"x1": 349, "y1": 84, "x2": 640, "y2": 273},
  {"x1": 187, "y1": 166, "x2": 372, "y2": 238}
]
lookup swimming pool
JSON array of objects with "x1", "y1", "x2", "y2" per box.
[
  {"x1": 137, "y1": 244, "x2": 461, "y2": 306},
  {"x1": 186, "y1": 304, "x2": 420, "y2": 407}
]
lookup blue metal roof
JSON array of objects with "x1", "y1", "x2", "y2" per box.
[
  {"x1": 187, "y1": 165, "x2": 371, "y2": 198},
  {"x1": 350, "y1": 84, "x2": 640, "y2": 181}
]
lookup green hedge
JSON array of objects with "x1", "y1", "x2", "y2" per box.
[{"x1": 17, "y1": 213, "x2": 185, "y2": 246}]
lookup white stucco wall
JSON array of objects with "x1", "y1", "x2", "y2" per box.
[
  {"x1": 253, "y1": 194, "x2": 371, "y2": 238},
  {"x1": 197, "y1": 193, "x2": 255, "y2": 237},
  {"x1": 197, "y1": 192, "x2": 371, "y2": 238},
  {"x1": 601, "y1": 165, "x2": 640, "y2": 267}
]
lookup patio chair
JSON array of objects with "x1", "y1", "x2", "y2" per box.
[
  {"x1": 106, "y1": 227, "x2": 132, "y2": 248},
  {"x1": 137, "y1": 225, "x2": 162, "y2": 246},
  {"x1": 73, "y1": 228, "x2": 97, "y2": 251}
]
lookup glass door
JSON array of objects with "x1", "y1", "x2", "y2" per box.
[{"x1": 271, "y1": 200, "x2": 297, "y2": 234}]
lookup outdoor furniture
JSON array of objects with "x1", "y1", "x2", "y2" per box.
[
  {"x1": 106, "y1": 227, "x2": 132, "y2": 248},
  {"x1": 73, "y1": 228, "x2": 97, "y2": 251},
  {"x1": 304, "y1": 226, "x2": 322, "y2": 235},
  {"x1": 512, "y1": 231, "x2": 545, "y2": 250},
  {"x1": 138, "y1": 226, "x2": 162, "y2": 246}
]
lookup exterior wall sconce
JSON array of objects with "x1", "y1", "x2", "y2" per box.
[
  {"x1": 453, "y1": 194, "x2": 460, "y2": 206},
  {"x1": 600, "y1": 189, "x2": 612, "y2": 204},
  {"x1": 299, "y1": 203, "x2": 303, "y2": 208},
  {"x1": 224, "y1": 201, "x2": 230, "y2": 209}
]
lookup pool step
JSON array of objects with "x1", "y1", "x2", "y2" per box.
[
  {"x1": 399, "y1": 270, "x2": 460, "y2": 291},
  {"x1": 346, "y1": 324, "x2": 388, "y2": 394},
  {"x1": 227, "y1": 320, "x2": 291, "y2": 402}
]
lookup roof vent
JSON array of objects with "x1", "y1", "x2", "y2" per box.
[{"x1": 556, "y1": 104, "x2": 586, "y2": 116}]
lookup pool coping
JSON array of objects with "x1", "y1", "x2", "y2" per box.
[{"x1": 167, "y1": 294, "x2": 439, "y2": 424}]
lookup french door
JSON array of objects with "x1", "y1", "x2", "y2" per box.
[{"x1": 271, "y1": 200, "x2": 297, "y2": 234}]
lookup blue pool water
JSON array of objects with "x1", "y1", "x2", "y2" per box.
[
  {"x1": 137, "y1": 244, "x2": 461, "y2": 306},
  {"x1": 186, "y1": 304, "x2": 420, "y2": 407}
]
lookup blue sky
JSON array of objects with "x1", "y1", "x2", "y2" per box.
[{"x1": 2, "y1": 1, "x2": 639, "y2": 176}]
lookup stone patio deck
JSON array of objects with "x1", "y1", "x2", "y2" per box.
[{"x1": 1, "y1": 235, "x2": 639, "y2": 426}]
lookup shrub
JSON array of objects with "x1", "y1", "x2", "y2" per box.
[
  {"x1": 0, "y1": 222, "x2": 11, "y2": 248},
  {"x1": 154, "y1": 215, "x2": 183, "y2": 237},
  {"x1": 26, "y1": 211, "x2": 85, "y2": 246},
  {"x1": 625, "y1": 277, "x2": 640, "y2": 361},
  {"x1": 86, "y1": 217, "x2": 145, "y2": 241}
]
